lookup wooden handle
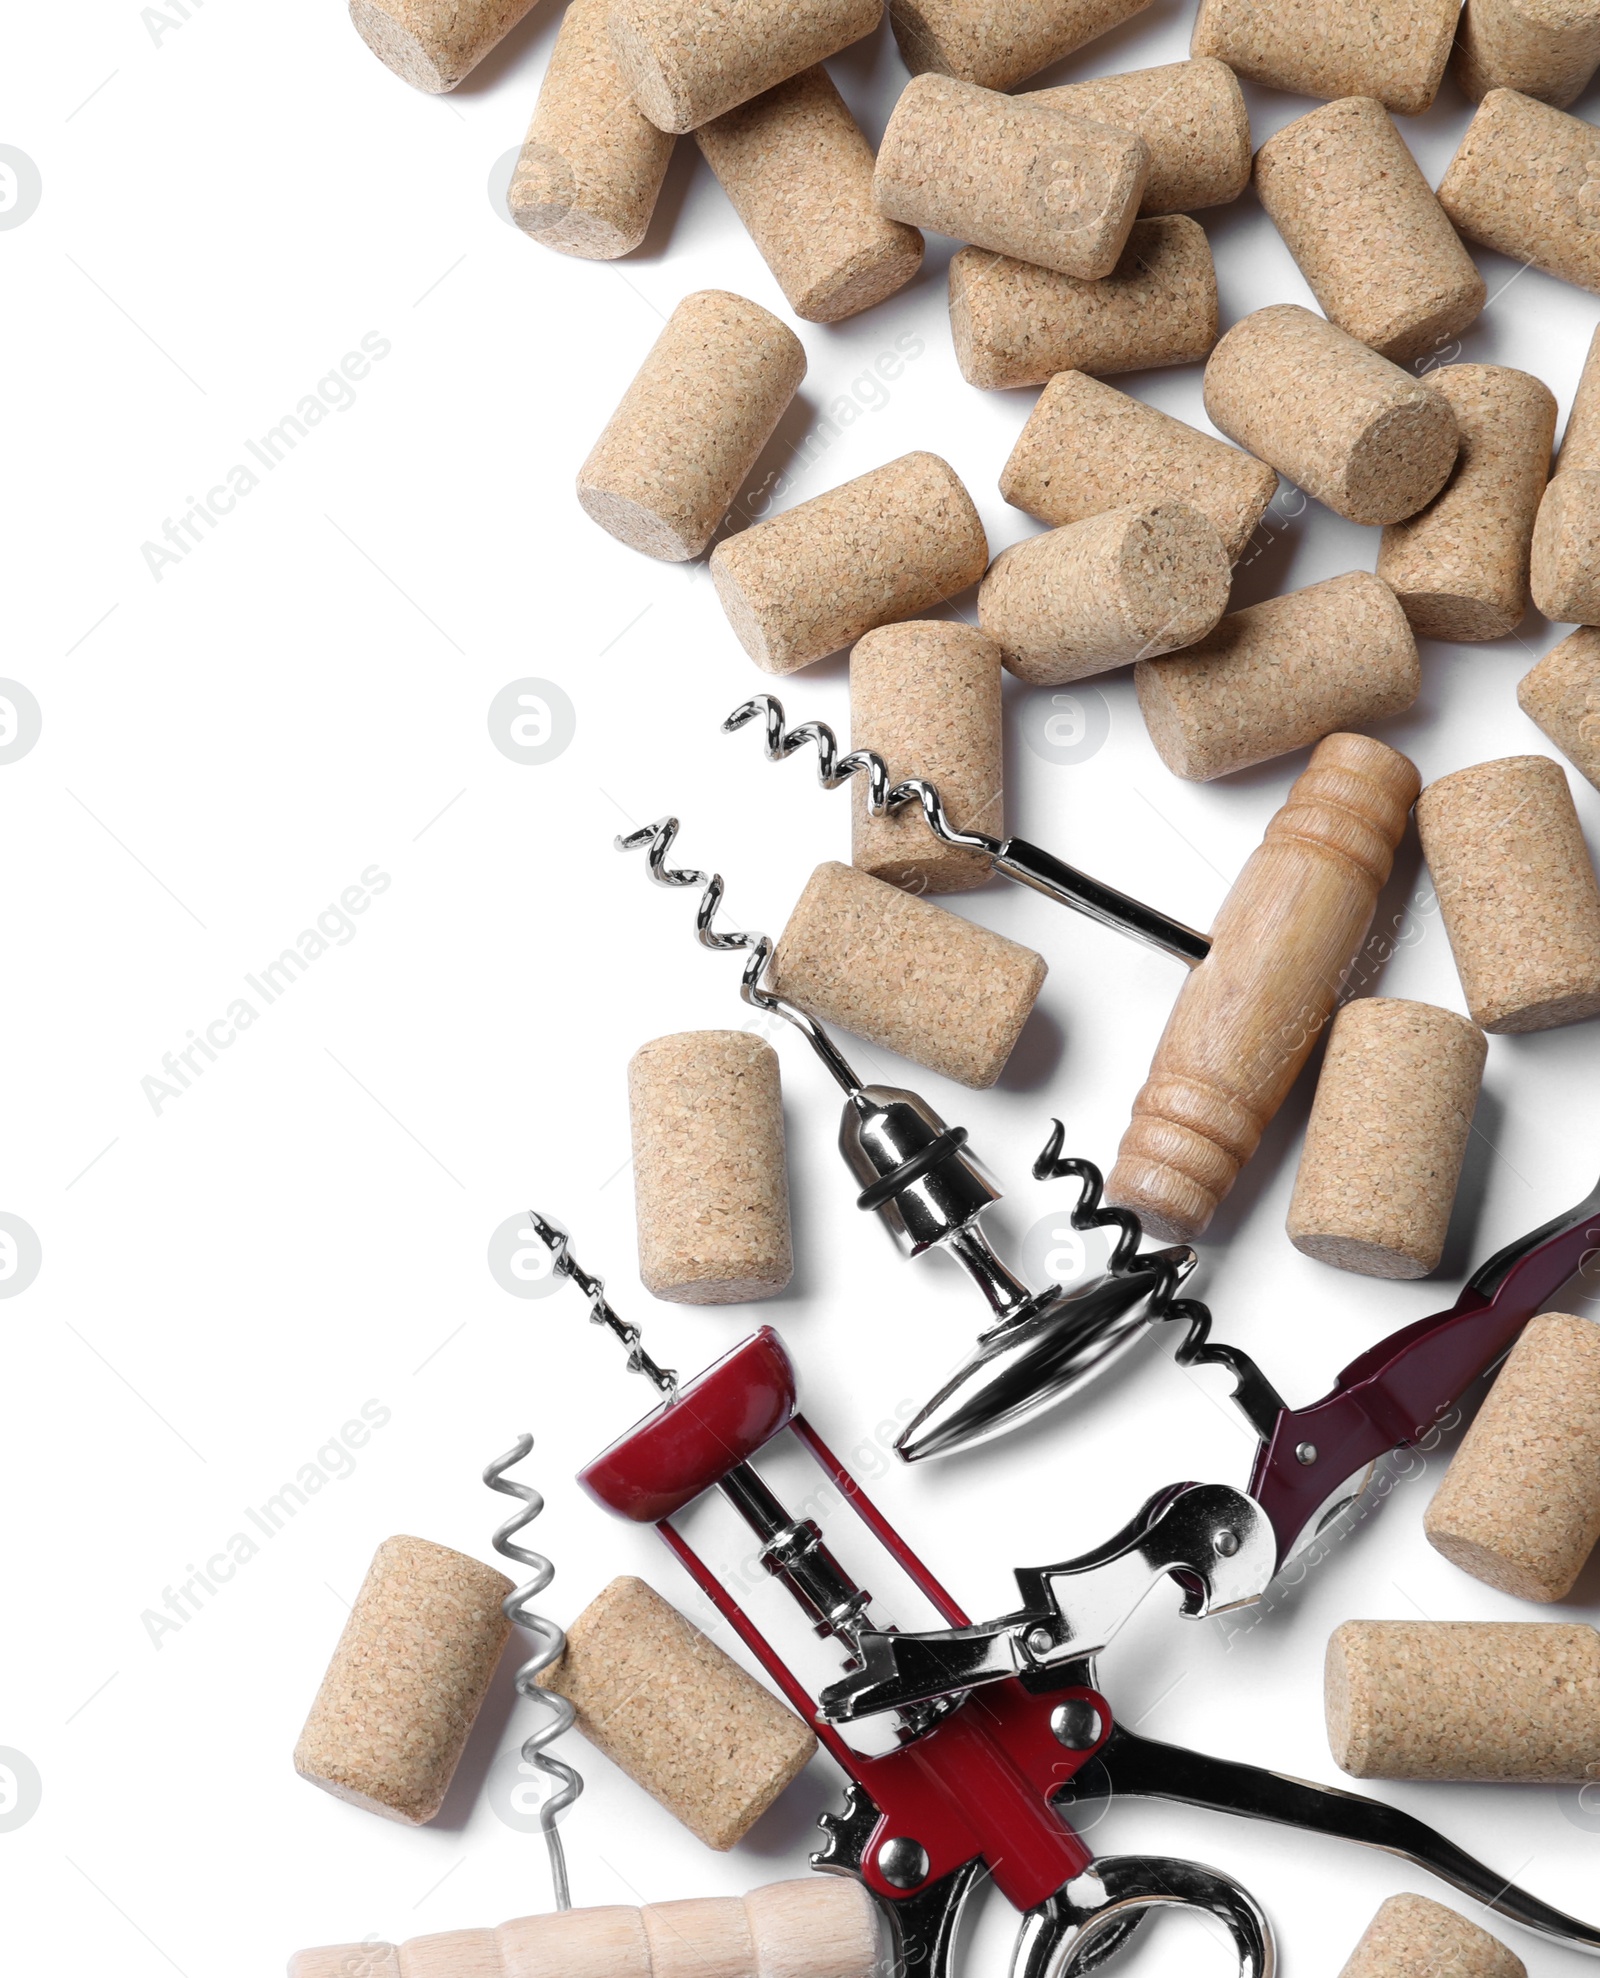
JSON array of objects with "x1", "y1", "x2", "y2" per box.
[
  {"x1": 288, "y1": 1876, "x2": 885, "y2": 1978},
  {"x1": 1108, "y1": 733, "x2": 1420, "y2": 1241}
]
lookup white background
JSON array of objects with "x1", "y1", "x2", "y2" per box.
[{"x1": 5, "y1": 0, "x2": 1600, "y2": 1971}]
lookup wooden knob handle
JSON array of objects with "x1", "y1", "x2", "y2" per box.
[
  {"x1": 288, "y1": 1876, "x2": 886, "y2": 1978},
  {"x1": 1109, "y1": 733, "x2": 1420, "y2": 1241}
]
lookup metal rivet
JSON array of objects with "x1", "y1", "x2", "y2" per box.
[
  {"x1": 1050, "y1": 1699, "x2": 1103, "y2": 1750},
  {"x1": 1026, "y1": 1625, "x2": 1055, "y2": 1657},
  {"x1": 1296, "y1": 1442, "x2": 1318, "y2": 1466},
  {"x1": 1214, "y1": 1528, "x2": 1240, "y2": 1557},
  {"x1": 877, "y1": 1836, "x2": 930, "y2": 1889}
]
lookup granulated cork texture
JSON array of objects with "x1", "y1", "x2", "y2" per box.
[
  {"x1": 508, "y1": 0, "x2": 675, "y2": 259},
  {"x1": 577, "y1": 290, "x2": 805, "y2": 562},
  {"x1": 1204, "y1": 305, "x2": 1459, "y2": 525},
  {"x1": 850, "y1": 621, "x2": 1003, "y2": 893},
  {"x1": 950, "y1": 214, "x2": 1218, "y2": 391},
  {"x1": 1035, "y1": 57, "x2": 1251, "y2": 215},
  {"x1": 1286, "y1": 998, "x2": 1486, "y2": 1279},
  {"x1": 1134, "y1": 570, "x2": 1420, "y2": 782},
  {"x1": 1001, "y1": 371, "x2": 1276, "y2": 564},
  {"x1": 1424, "y1": 1311, "x2": 1600, "y2": 1600},
  {"x1": 608, "y1": 0, "x2": 881, "y2": 133},
  {"x1": 1518, "y1": 628, "x2": 1600, "y2": 789},
  {"x1": 978, "y1": 502, "x2": 1230, "y2": 687},
  {"x1": 1326, "y1": 1619, "x2": 1600, "y2": 1782},
  {"x1": 538, "y1": 1576, "x2": 816, "y2": 1850},
  {"x1": 628, "y1": 1031, "x2": 793, "y2": 1304},
  {"x1": 1191, "y1": 0, "x2": 1459, "y2": 114},
  {"x1": 349, "y1": 0, "x2": 534, "y2": 90},
  {"x1": 1415, "y1": 754, "x2": 1600, "y2": 1031},
  {"x1": 293, "y1": 1536, "x2": 513, "y2": 1825},
  {"x1": 874, "y1": 75, "x2": 1148, "y2": 281},
  {"x1": 1338, "y1": 1895, "x2": 1526, "y2": 1978},
  {"x1": 1455, "y1": 0, "x2": 1600, "y2": 110},
  {"x1": 770, "y1": 860, "x2": 1047, "y2": 1088},
  {"x1": 1532, "y1": 328, "x2": 1600, "y2": 622},
  {"x1": 1254, "y1": 97, "x2": 1486, "y2": 364},
  {"x1": 710, "y1": 450, "x2": 988, "y2": 673},
  {"x1": 1439, "y1": 87, "x2": 1600, "y2": 297},
  {"x1": 890, "y1": 0, "x2": 1152, "y2": 89},
  {"x1": 696, "y1": 69, "x2": 923, "y2": 324}
]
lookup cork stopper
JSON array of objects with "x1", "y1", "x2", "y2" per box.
[
  {"x1": 348, "y1": 0, "x2": 533, "y2": 91},
  {"x1": 1254, "y1": 97, "x2": 1486, "y2": 365},
  {"x1": 1378, "y1": 365, "x2": 1557, "y2": 642},
  {"x1": 710, "y1": 451, "x2": 989, "y2": 676},
  {"x1": 978, "y1": 503, "x2": 1231, "y2": 688},
  {"x1": 1001, "y1": 372, "x2": 1276, "y2": 566},
  {"x1": 293, "y1": 1536, "x2": 512, "y2": 1825},
  {"x1": 1415, "y1": 754, "x2": 1600, "y2": 1033},
  {"x1": 769, "y1": 860, "x2": 1047, "y2": 1089},
  {"x1": 1134, "y1": 570, "x2": 1421, "y2": 783},
  {"x1": 1191, "y1": 0, "x2": 1459, "y2": 115},
  {"x1": 1424, "y1": 1311, "x2": 1600, "y2": 1600},
  {"x1": 607, "y1": 0, "x2": 881, "y2": 133},
  {"x1": 888, "y1": 0, "x2": 1154, "y2": 90},
  {"x1": 1518, "y1": 628, "x2": 1600, "y2": 791},
  {"x1": 1559, "y1": 321, "x2": 1600, "y2": 474},
  {"x1": 1286, "y1": 998, "x2": 1486, "y2": 1279},
  {"x1": 1326, "y1": 1619, "x2": 1600, "y2": 1782},
  {"x1": 628, "y1": 1032, "x2": 792, "y2": 1305},
  {"x1": 1337, "y1": 1896, "x2": 1526, "y2": 1978},
  {"x1": 508, "y1": 0, "x2": 676, "y2": 259},
  {"x1": 1203, "y1": 305, "x2": 1460, "y2": 526},
  {"x1": 1455, "y1": 0, "x2": 1600, "y2": 107},
  {"x1": 1531, "y1": 471, "x2": 1600, "y2": 625},
  {"x1": 950, "y1": 214, "x2": 1218, "y2": 392},
  {"x1": 1439, "y1": 88, "x2": 1600, "y2": 300},
  {"x1": 1035, "y1": 58, "x2": 1251, "y2": 217},
  {"x1": 696, "y1": 70, "x2": 923, "y2": 324},
  {"x1": 577, "y1": 290, "x2": 805, "y2": 563},
  {"x1": 874, "y1": 75, "x2": 1148, "y2": 282},
  {"x1": 849, "y1": 621, "x2": 1003, "y2": 894},
  {"x1": 537, "y1": 1576, "x2": 816, "y2": 1849}
]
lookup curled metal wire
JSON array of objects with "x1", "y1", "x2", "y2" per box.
[
  {"x1": 522, "y1": 1208, "x2": 676, "y2": 1395},
  {"x1": 483, "y1": 1434, "x2": 582, "y2": 1910}
]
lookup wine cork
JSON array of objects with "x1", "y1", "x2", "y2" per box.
[
  {"x1": 1424, "y1": 1311, "x2": 1600, "y2": 1600},
  {"x1": 1326, "y1": 1619, "x2": 1600, "y2": 1782},
  {"x1": 1531, "y1": 474, "x2": 1600, "y2": 623},
  {"x1": 1518, "y1": 628, "x2": 1600, "y2": 789},
  {"x1": 769, "y1": 860, "x2": 1047, "y2": 1088},
  {"x1": 1134, "y1": 571, "x2": 1421, "y2": 783},
  {"x1": 874, "y1": 75, "x2": 1148, "y2": 282},
  {"x1": 1034, "y1": 58, "x2": 1252, "y2": 217},
  {"x1": 889, "y1": 0, "x2": 1153, "y2": 89},
  {"x1": 1415, "y1": 754, "x2": 1600, "y2": 1032},
  {"x1": 628, "y1": 1032, "x2": 793, "y2": 1304},
  {"x1": 608, "y1": 0, "x2": 880, "y2": 133},
  {"x1": 1190, "y1": 0, "x2": 1459, "y2": 115},
  {"x1": 1338, "y1": 1896, "x2": 1527, "y2": 1978},
  {"x1": 507, "y1": 0, "x2": 675, "y2": 258},
  {"x1": 1203, "y1": 305, "x2": 1459, "y2": 526},
  {"x1": 291, "y1": 1880, "x2": 888, "y2": 1978},
  {"x1": 1455, "y1": 0, "x2": 1600, "y2": 109},
  {"x1": 1109, "y1": 734, "x2": 1421, "y2": 1242},
  {"x1": 577, "y1": 291, "x2": 805, "y2": 563},
  {"x1": 1001, "y1": 372, "x2": 1276, "y2": 565},
  {"x1": 349, "y1": 0, "x2": 532, "y2": 90},
  {"x1": 1286, "y1": 998, "x2": 1486, "y2": 1280},
  {"x1": 1438, "y1": 88, "x2": 1600, "y2": 299},
  {"x1": 293, "y1": 1536, "x2": 513, "y2": 1826},
  {"x1": 1378, "y1": 365, "x2": 1557, "y2": 642},
  {"x1": 538, "y1": 1577, "x2": 815, "y2": 1850},
  {"x1": 695, "y1": 70, "x2": 923, "y2": 324},
  {"x1": 950, "y1": 214, "x2": 1218, "y2": 391},
  {"x1": 978, "y1": 503, "x2": 1231, "y2": 687},
  {"x1": 1560, "y1": 322, "x2": 1600, "y2": 474},
  {"x1": 1254, "y1": 98, "x2": 1486, "y2": 365},
  {"x1": 710, "y1": 452, "x2": 988, "y2": 675},
  {"x1": 849, "y1": 621, "x2": 1003, "y2": 894}
]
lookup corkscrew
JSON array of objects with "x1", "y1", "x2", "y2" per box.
[
  {"x1": 484, "y1": 1430, "x2": 584, "y2": 1909},
  {"x1": 530, "y1": 1216, "x2": 1600, "y2": 1975},
  {"x1": 724, "y1": 692, "x2": 1210, "y2": 965}
]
